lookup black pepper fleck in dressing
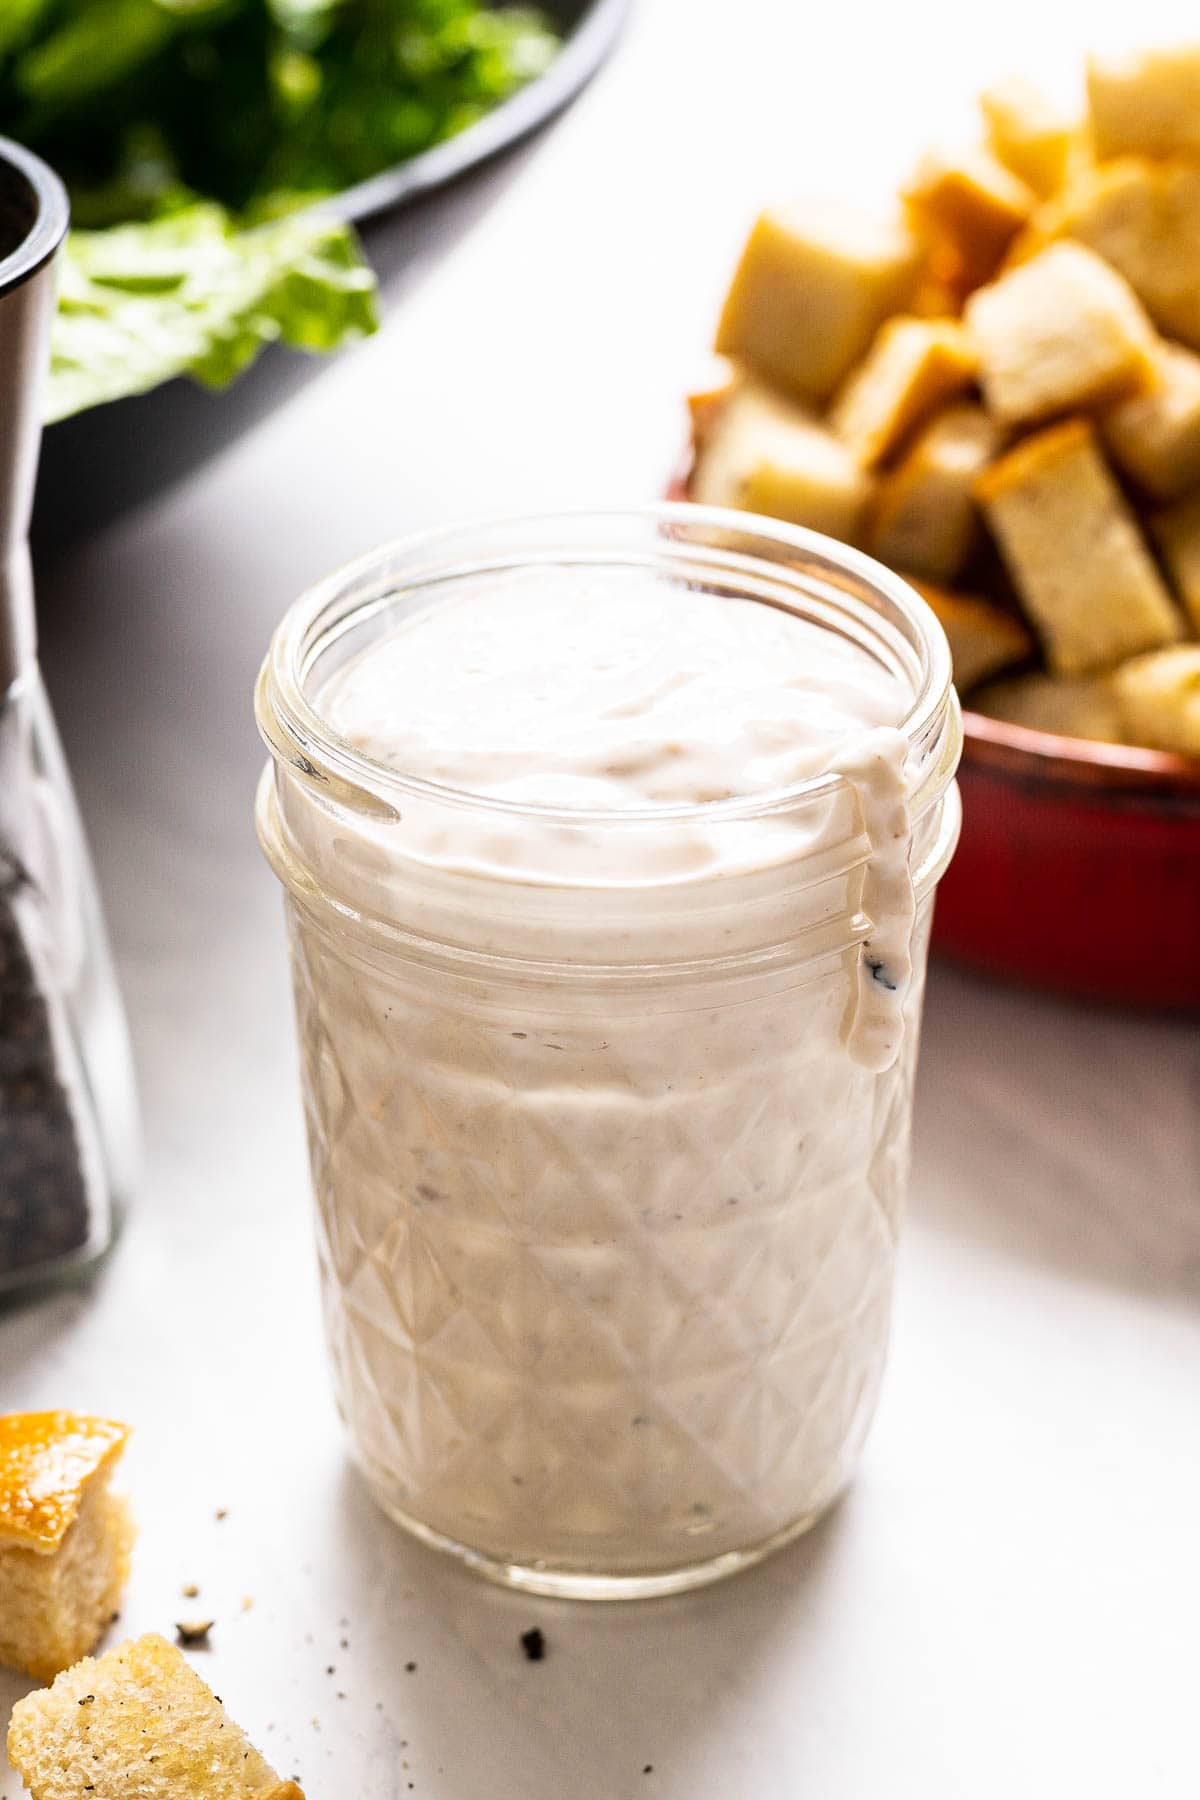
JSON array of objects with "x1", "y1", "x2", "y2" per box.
[{"x1": 864, "y1": 954, "x2": 899, "y2": 992}]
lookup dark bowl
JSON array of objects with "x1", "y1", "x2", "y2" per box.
[
  {"x1": 328, "y1": 0, "x2": 629, "y2": 228},
  {"x1": 33, "y1": 0, "x2": 630, "y2": 549}
]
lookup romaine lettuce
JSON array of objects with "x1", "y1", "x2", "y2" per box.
[
  {"x1": 48, "y1": 202, "x2": 379, "y2": 421},
  {"x1": 0, "y1": 0, "x2": 559, "y2": 415}
]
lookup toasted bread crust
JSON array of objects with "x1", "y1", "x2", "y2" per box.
[{"x1": 0, "y1": 1413, "x2": 130, "y2": 1554}]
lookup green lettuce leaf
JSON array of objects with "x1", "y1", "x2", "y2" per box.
[
  {"x1": 4, "y1": 0, "x2": 561, "y2": 220},
  {"x1": 47, "y1": 200, "x2": 379, "y2": 421},
  {"x1": 4, "y1": 0, "x2": 557, "y2": 418}
]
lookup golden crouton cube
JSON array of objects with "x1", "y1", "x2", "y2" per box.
[
  {"x1": 829, "y1": 317, "x2": 976, "y2": 468},
  {"x1": 904, "y1": 146, "x2": 1035, "y2": 291},
  {"x1": 964, "y1": 242, "x2": 1157, "y2": 425},
  {"x1": 998, "y1": 211, "x2": 1061, "y2": 273},
  {"x1": 1101, "y1": 341, "x2": 1200, "y2": 498},
  {"x1": 1039, "y1": 158, "x2": 1200, "y2": 350},
  {"x1": 715, "y1": 201, "x2": 921, "y2": 402},
  {"x1": 909, "y1": 578, "x2": 1034, "y2": 694},
  {"x1": 8, "y1": 1633, "x2": 305, "y2": 1800},
  {"x1": 686, "y1": 355, "x2": 737, "y2": 449},
  {"x1": 907, "y1": 268, "x2": 964, "y2": 318},
  {"x1": 869, "y1": 404, "x2": 1002, "y2": 582},
  {"x1": 1150, "y1": 490, "x2": 1200, "y2": 630},
  {"x1": 1087, "y1": 43, "x2": 1200, "y2": 161},
  {"x1": 980, "y1": 76, "x2": 1074, "y2": 197},
  {"x1": 0, "y1": 1413, "x2": 134, "y2": 1685},
  {"x1": 691, "y1": 379, "x2": 871, "y2": 543},
  {"x1": 975, "y1": 418, "x2": 1182, "y2": 674},
  {"x1": 971, "y1": 671, "x2": 1123, "y2": 743},
  {"x1": 1111, "y1": 645, "x2": 1200, "y2": 756}
]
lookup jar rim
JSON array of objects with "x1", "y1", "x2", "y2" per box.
[{"x1": 257, "y1": 504, "x2": 957, "y2": 830}]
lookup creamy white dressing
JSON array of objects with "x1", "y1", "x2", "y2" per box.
[
  {"x1": 325, "y1": 572, "x2": 906, "y2": 810},
  {"x1": 323, "y1": 570, "x2": 914, "y2": 1063},
  {"x1": 275, "y1": 564, "x2": 940, "y2": 1588}
]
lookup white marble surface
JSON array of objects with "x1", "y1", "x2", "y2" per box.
[{"x1": 4, "y1": 0, "x2": 1200, "y2": 1794}]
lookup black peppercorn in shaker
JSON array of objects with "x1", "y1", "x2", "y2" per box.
[{"x1": 0, "y1": 139, "x2": 138, "y2": 1294}]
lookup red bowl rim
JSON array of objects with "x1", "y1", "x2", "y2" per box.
[{"x1": 960, "y1": 705, "x2": 1200, "y2": 799}]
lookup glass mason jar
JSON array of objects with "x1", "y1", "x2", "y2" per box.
[
  {"x1": 0, "y1": 138, "x2": 139, "y2": 1298},
  {"x1": 256, "y1": 508, "x2": 961, "y2": 1598}
]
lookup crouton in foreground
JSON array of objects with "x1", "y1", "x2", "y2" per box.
[
  {"x1": 965, "y1": 242, "x2": 1157, "y2": 426},
  {"x1": 691, "y1": 378, "x2": 871, "y2": 541},
  {"x1": 971, "y1": 671, "x2": 1124, "y2": 743},
  {"x1": 1101, "y1": 340, "x2": 1200, "y2": 499},
  {"x1": 868, "y1": 403, "x2": 1002, "y2": 582},
  {"x1": 909, "y1": 579, "x2": 1034, "y2": 693},
  {"x1": 0, "y1": 1412, "x2": 133, "y2": 1684},
  {"x1": 830, "y1": 317, "x2": 976, "y2": 468},
  {"x1": 975, "y1": 419, "x2": 1182, "y2": 674},
  {"x1": 1038, "y1": 158, "x2": 1200, "y2": 350},
  {"x1": 904, "y1": 146, "x2": 1034, "y2": 290},
  {"x1": 685, "y1": 355, "x2": 737, "y2": 449},
  {"x1": 7, "y1": 1633, "x2": 305, "y2": 1800},
  {"x1": 1087, "y1": 42, "x2": 1200, "y2": 161},
  {"x1": 1151, "y1": 490, "x2": 1200, "y2": 630},
  {"x1": 1111, "y1": 645, "x2": 1200, "y2": 756},
  {"x1": 715, "y1": 200, "x2": 920, "y2": 402},
  {"x1": 980, "y1": 76, "x2": 1074, "y2": 197}
]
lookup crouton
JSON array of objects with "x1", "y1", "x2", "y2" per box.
[
  {"x1": 1101, "y1": 340, "x2": 1200, "y2": 498},
  {"x1": 868, "y1": 403, "x2": 1002, "y2": 582},
  {"x1": 980, "y1": 76, "x2": 1074, "y2": 197},
  {"x1": 0, "y1": 1412, "x2": 134, "y2": 1684},
  {"x1": 1150, "y1": 490, "x2": 1200, "y2": 629},
  {"x1": 829, "y1": 317, "x2": 976, "y2": 468},
  {"x1": 909, "y1": 578, "x2": 1034, "y2": 693},
  {"x1": 975, "y1": 418, "x2": 1182, "y2": 673},
  {"x1": 1039, "y1": 157, "x2": 1200, "y2": 350},
  {"x1": 965, "y1": 242, "x2": 1157, "y2": 425},
  {"x1": 907, "y1": 268, "x2": 964, "y2": 318},
  {"x1": 7, "y1": 1632, "x2": 304, "y2": 1800},
  {"x1": 691, "y1": 379, "x2": 871, "y2": 542},
  {"x1": 904, "y1": 146, "x2": 1035, "y2": 291},
  {"x1": 1110, "y1": 644, "x2": 1200, "y2": 755},
  {"x1": 1087, "y1": 42, "x2": 1200, "y2": 161},
  {"x1": 971, "y1": 671, "x2": 1124, "y2": 743},
  {"x1": 686, "y1": 355, "x2": 737, "y2": 449},
  {"x1": 715, "y1": 201, "x2": 921, "y2": 401}
]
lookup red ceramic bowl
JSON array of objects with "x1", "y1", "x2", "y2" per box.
[
  {"x1": 938, "y1": 713, "x2": 1200, "y2": 1008},
  {"x1": 668, "y1": 462, "x2": 1200, "y2": 1008}
]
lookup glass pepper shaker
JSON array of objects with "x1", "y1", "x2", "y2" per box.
[{"x1": 0, "y1": 137, "x2": 138, "y2": 1296}]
